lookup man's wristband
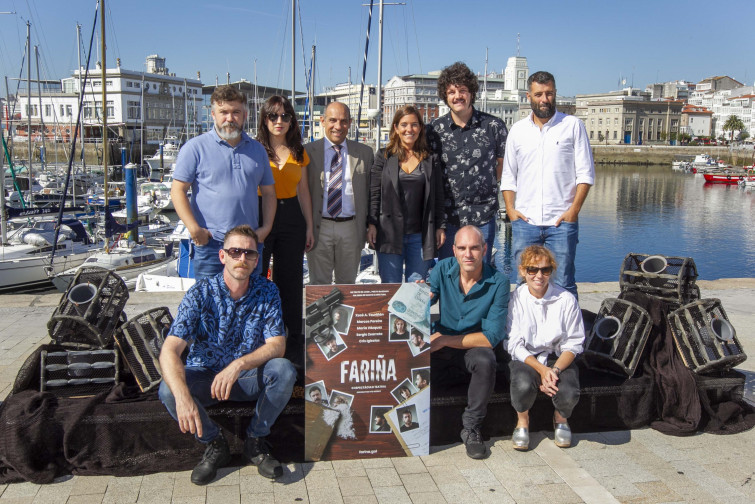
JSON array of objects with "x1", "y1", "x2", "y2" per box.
[{"x1": 552, "y1": 366, "x2": 561, "y2": 376}]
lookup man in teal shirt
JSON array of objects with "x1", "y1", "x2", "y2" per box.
[{"x1": 429, "y1": 225, "x2": 510, "y2": 459}]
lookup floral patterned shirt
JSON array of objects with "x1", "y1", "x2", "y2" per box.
[
  {"x1": 428, "y1": 108, "x2": 508, "y2": 227},
  {"x1": 168, "y1": 272, "x2": 285, "y2": 372}
]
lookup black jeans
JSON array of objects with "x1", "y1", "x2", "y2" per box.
[
  {"x1": 261, "y1": 196, "x2": 307, "y2": 336},
  {"x1": 508, "y1": 359, "x2": 580, "y2": 418},
  {"x1": 431, "y1": 346, "x2": 497, "y2": 431}
]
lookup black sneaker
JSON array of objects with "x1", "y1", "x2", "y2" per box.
[
  {"x1": 190, "y1": 433, "x2": 231, "y2": 486},
  {"x1": 460, "y1": 427, "x2": 487, "y2": 459},
  {"x1": 244, "y1": 436, "x2": 283, "y2": 479}
]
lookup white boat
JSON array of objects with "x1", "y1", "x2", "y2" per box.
[
  {"x1": 138, "y1": 181, "x2": 173, "y2": 211},
  {"x1": 52, "y1": 240, "x2": 174, "y2": 291},
  {"x1": 135, "y1": 257, "x2": 196, "y2": 292},
  {"x1": 0, "y1": 219, "x2": 100, "y2": 291},
  {"x1": 144, "y1": 138, "x2": 180, "y2": 181}
]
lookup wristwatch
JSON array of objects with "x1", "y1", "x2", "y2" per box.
[{"x1": 552, "y1": 366, "x2": 562, "y2": 376}]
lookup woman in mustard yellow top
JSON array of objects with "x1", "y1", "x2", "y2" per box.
[{"x1": 257, "y1": 95, "x2": 314, "y2": 338}]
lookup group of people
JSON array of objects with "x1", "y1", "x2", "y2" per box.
[{"x1": 158, "y1": 64, "x2": 595, "y2": 485}]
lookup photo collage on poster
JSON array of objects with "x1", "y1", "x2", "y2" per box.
[{"x1": 304, "y1": 283, "x2": 431, "y2": 461}]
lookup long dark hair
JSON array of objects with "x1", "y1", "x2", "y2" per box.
[
  {"x1": 257, "y1": 95, "x2": 304, "y2": 163},
  {"x1": 385, "y1": 105, "x2": 429, "y2": 162}
]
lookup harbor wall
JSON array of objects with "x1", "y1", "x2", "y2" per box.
[
  {"x1": 592, "y1": 145, "x2": 755, "y2": 166},
  {"x1": 4, "y1": 142, "x2": 154, "y2": 167}
]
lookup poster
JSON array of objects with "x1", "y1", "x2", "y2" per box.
[{"x1": 304, "y1": 283, "x2": 431, "y2": 461}]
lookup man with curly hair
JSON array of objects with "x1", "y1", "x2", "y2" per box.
[
  {"x1": 158, "y1": 224, "x2": 295, "y2": 485},
  {"x1": 428, "y1": 62, "x2": 508, "y2": 263}
]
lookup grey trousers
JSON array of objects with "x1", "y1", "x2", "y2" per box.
[
  {"x1": 307, "y1": 218, "x2": 362, "y2": 285},
  {"x1": 508, "y1": 359, "x2": 580, "y2": 418}
]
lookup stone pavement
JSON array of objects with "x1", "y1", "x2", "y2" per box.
[{"x1": 0, "y1": 279, "x2": 754, "y2": 504}]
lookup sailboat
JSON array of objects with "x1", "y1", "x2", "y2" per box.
[{"x1": 0, "y1": 19, "x2": 101, "y2": 291}]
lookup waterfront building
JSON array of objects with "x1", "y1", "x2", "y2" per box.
[
  {"x1": 680, "y1": 105, "x2": 714, "y2": 137},
  {"x1": 11, "y1": 55, "x2": 203, "y2": 147},
  {"x1": 688, "y1": 77, "x2": 753, "y2": 140},
  {"x1": 645, "y1": 80, "x2": 694, "y2": 101},
  {"x1": 575, "y1": 88, "x2": 683, "y2": 145}
]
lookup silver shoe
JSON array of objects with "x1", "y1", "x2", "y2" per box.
[
  {"x1": 553, "y1": 421, "x2": 572, "y2": 448},
  {"x1": 512, "y1": 427, "x2": 529, "y2": 451}
]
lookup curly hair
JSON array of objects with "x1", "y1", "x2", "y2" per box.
[
  {"x1": 436, "y1": 62, "x2": 479, "y2": 106},
  {"x1": 256, "y1": 95, "x2": 305, "y2": 163},
  {"x1": 210, "y1": 85, "x2": 245, "y2": 105},
  {"x1": 518, "y1": 244, "x2": 558, "y2": 272},
  {"x1": 385, "y1": 105, "x2": 429, "y2": 162}
]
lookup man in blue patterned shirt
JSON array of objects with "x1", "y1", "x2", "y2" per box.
[
  {"x1": 428, "y1": 62, "x2": 508, "y2": 264},
  {"x1": 159, "y1": 224, "x2": 296, "y2": 485}
]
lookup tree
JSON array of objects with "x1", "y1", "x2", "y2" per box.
[
  {"x1": 740, "y1": 130, "x2": 750, "y2": 141},
  {"x1": 723, "y1": 115, "x2": 745, "y2": 142}
]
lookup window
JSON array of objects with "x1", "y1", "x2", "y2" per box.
[
  {"x1": 614, "y1": 118, "x2": 618, "y2": 125},
  {"x1": 60, "y1": 105, "x2": 64, "y2": 116},
  {"x1": 613, "y1": 131, "x2": 617, "y2": 139},
  {"x1": 590, "y1": 131, "x2": 594, "y2": 139},
  {"x1": 45, "y1": 104, "x2": 51, "y2": 117},
  {"x1": 127, "y1": 100, "x2": 141, "y2": 120},
  {"x1": 25, "y1": 104, "x2": 38, "y2": 116},
  {"x1": 106, "y1": 101, "x2": 114, "y2": 118},
  {"x1": 66, "y1": 105, "x2": 72, "y2": 117}
]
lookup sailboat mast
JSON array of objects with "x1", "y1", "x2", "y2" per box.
[
  {"x1": 26, "y1": 21, "x2": 33, "y2": 208},
  {"x1": 101, "y1": 0, "x2": 108, "y2": 243},
  {"x1": 77, "y1": 23, "x2": 86, "y2": 175},
  {"x1": 482, "y1": 47, "x2": 488, "y2": 113},
  {"x1": 375, "y1": 0, "x2": 384, "y2": 150},
  {"x1": 34, "y1": 46, "x2": 46, "y2": 173},
  {"x1": 291, "y1": 0, "x2": 296, "y2": 106}
]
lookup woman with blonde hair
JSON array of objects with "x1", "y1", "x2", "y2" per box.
[{"x1": 506, "y1": 244, "x2": 585, "y2": 450}]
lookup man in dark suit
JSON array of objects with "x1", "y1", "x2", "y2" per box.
[{"x1": 305, "y1": 102, "x2": 375, "y2": 284}]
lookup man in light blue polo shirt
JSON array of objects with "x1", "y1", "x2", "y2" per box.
[
  {"x1": 171, "y1": 85, "x2": 276, "y2": 279},
  {"x1": 429, "y1": 225, "x2": 510, "y2": 460}
]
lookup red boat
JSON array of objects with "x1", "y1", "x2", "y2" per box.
[{"x1": 703, "y1": 172, "x2": 748, "y2": 184}]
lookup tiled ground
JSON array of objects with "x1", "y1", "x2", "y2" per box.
[{"x1": 1, "y1": 281, "x2": 753, "y2": 503}]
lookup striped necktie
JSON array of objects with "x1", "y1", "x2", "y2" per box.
[{"x1": 327, "y1": 144, "x2": 344, "y2": 217}]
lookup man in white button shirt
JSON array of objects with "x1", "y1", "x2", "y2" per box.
[
  {"x1": 305, "y1": 102, "x2": 374, "y2": 284},
  {"x1": 500, "y1": 71, "x2": 595, "y2": 298}
]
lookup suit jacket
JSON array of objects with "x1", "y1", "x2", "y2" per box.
[
  {"x1": 368, "y1": 149, "x2": 445, "y2": 261},
  {"x1": 305, "y1": 139, "x2": 374, "y2": 250}
]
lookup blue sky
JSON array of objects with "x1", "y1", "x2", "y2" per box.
[{"x1": 0, "y1": 0, "x2": 752, "y2": 98}]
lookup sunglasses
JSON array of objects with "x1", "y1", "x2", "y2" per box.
[
  {"x1": 525, "y1": 266, "x2": 553, "y2": 276},
  {"x1": 267, "y1": 113, "x2": 292, "y2": 123},
  {"x1": 224, "y1": 247, "x2": 259, "y2": 260}
]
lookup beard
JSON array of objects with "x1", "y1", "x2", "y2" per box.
[
  {"x1": 531, "y1": 100, "x2": 556, "y2": 119},
  {"x1": 215, "y1": 121, "x2": 242, "y2": 141}
]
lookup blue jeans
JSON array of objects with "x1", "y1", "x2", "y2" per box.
[
  {"x1": 438, "y1": 220, "x2": 496, "y2": 264},
  {"x1": 192, "y1": 238, "x2": 264, "y2": 281},
  {"x1": 158, "y1": 358, "x2": 296, "y2": 442},
  {"x1": 511, "y1": 219, "x2": 579, "y2": 298},
  {"x1": 377, "y1": 233, "x2": 434, "y2": 283}
]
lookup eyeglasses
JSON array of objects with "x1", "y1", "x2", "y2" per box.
[
  {"x1": 224, "y1": 247, "x2": 259, "y2": 260},
  {"x1": 525, "y1": 266, "x2": 553, "y2": 276},
  {"x1": 267, "y1": 113, "x2": 292, "y2": 123}
]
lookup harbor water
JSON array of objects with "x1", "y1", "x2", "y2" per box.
[{"x1": 493, "y1": 164, "x2": 755, "y2": 282}]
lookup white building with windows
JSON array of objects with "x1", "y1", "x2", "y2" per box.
[{"x1": 12, "y1": 55, "x2": 203, "y2": 147}]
